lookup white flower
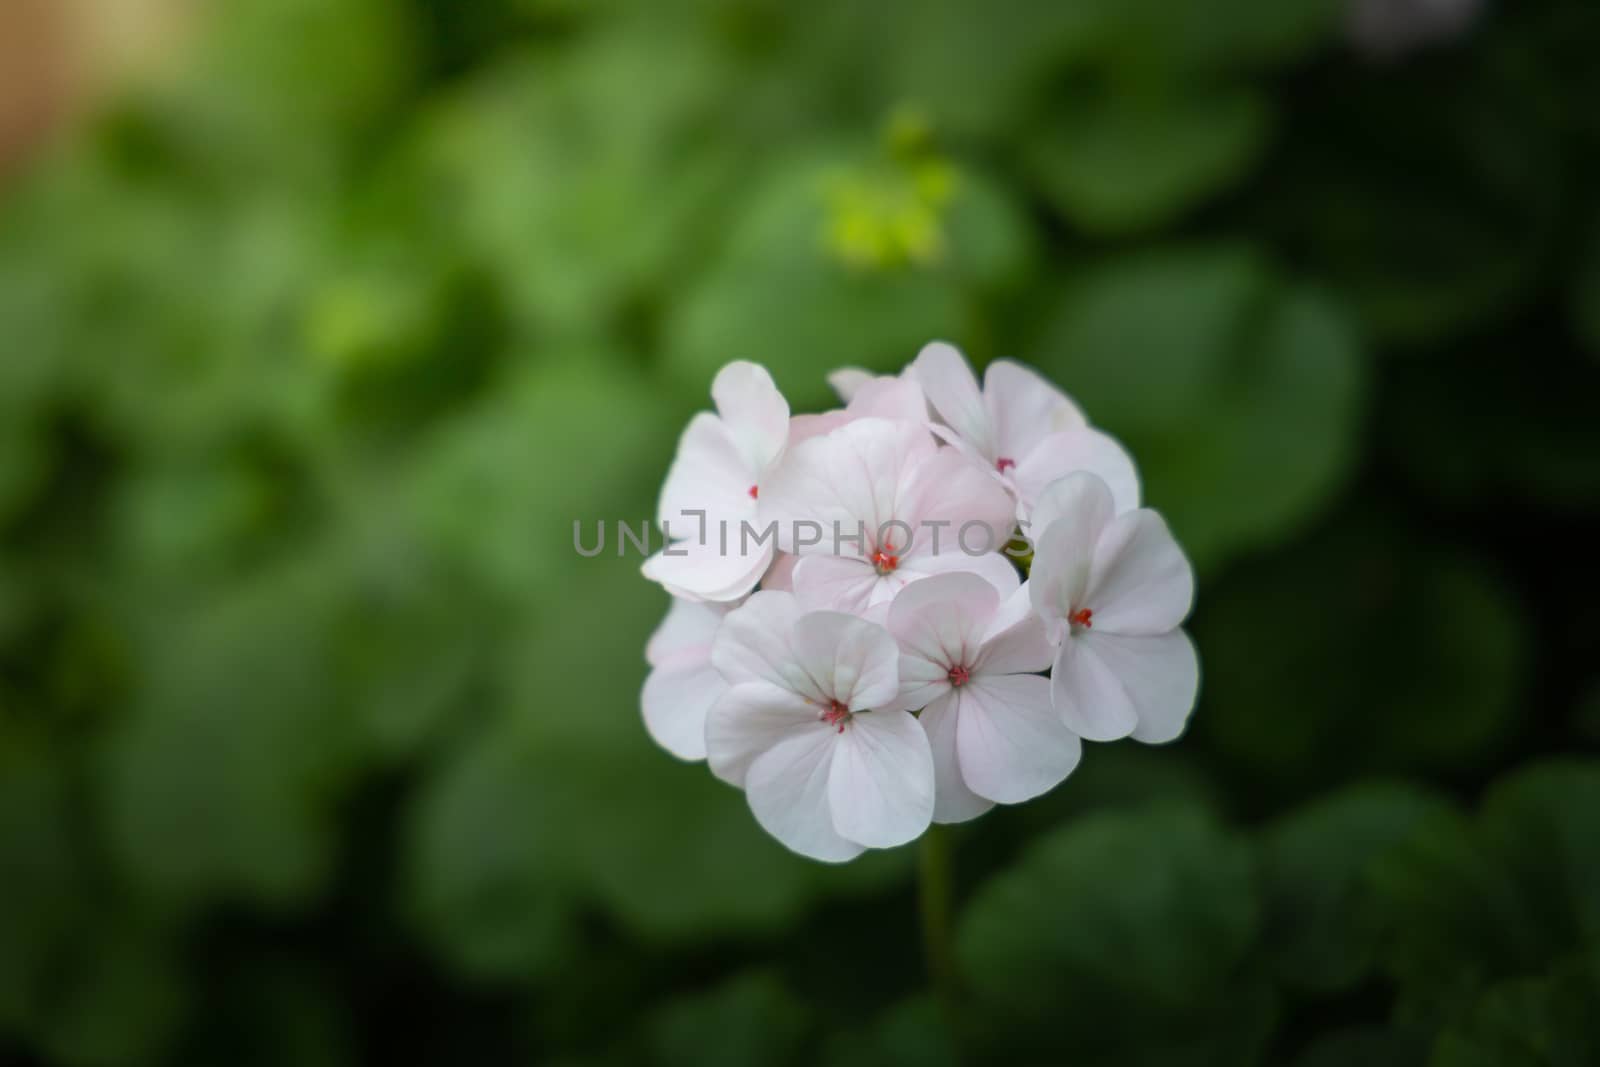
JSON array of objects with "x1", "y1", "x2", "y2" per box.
[
  {"x1": 886, "y1": 572, "x2": 1080, "y2": 823},
  {"x1": 909, "y1": 341, "x2": 1140, "y2": 523},
  {"x1": 759, "y1": 416, "x2": 1019, "y2": 617},
  {"x1": 1028, "y1": 472, "x2": 1200, "y2": 744},
  {"x1": 641, "y1": 597, "x2": 733, "y2": 760},
  {"x1": 706, "y1": 591, "x2": 934, "y2": 862},
  {"x1": 641, "y1": 361, "x2": 790, "y2": 602},
  {"x1": 788, "y1": 372, "x2": 929, "y2": 446}
]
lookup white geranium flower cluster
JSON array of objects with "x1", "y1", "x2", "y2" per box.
[{"x1": 640, "y1": 342, "x2": 1198, "y2": 862}]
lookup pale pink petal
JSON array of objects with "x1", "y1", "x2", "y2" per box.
[
  {"x1": 956, "y1": 673, "x2": 1081, "y2": 804},
  {"x1": 746, "y1": 727, "x2": 865, "y2": 862},
  {"x1": 827, "y1": 367, "x2": 876, "y2": 403},
  {"x1": 642, "y1": 652, "x2": 726, "y2": 760},
  {"x1": 657, "y1": 412, "x2": 753, "y2": 527},
  {"x1": 1013, "y1": 428, "x2": 1141, "y2": 521},
  {"x1": 786, "y1": 411, "x2": 851, "y2": 447},
  {"x1": 791, "y1": 612, "x2": 902, "y2": 711},
  {"x1": 709, "y1": 591, "x2": 807, "y2": 691},
  {"x1": 982, "y1": 359, "x2": 1086, "y2": 464},
  {"x1": 645, "y1": 597, "x2": 729, "y2": 667},
  {"x1": 901, "y1": 446, "x2": 1016, "y2": 561},
  {"x1": 790, "y1": 554, "x2": 881, "y2": 615},
  {"x1": 1085, "y1": 510, "x2": 1194, "y2": 635},
  {"x1": 760, "y1": 552, "x2": 799, "y2": 592},
  {"x1": 848, "y1": 376, "x2": 930, "y2": 422},
  {"x1": 705, "y1": 680, "x2": 821, "y2": 786},
  {"x1": 909, "y1": 341, "x2": 992, "y2": 458},
  {"x1": 1079, "y1": 629, "x2": 1200, "y2": 744},
  {"x1": 759, "y1": 417, "x2": 937, "y2": 556},
  {"x1": 1027, "y1": 472, "x2": 1116, "y2": 627},
  {"x1": 827, "y1": 710, "x2": 935, "y2": 848},
  {"x1": 974, "y1": 583, "x2": 1053, "y2": 675},
  {"x1": 919, "y1": 693, "x2": 994, "y2": 824},
  {"x1": 1049, "y1": 636, "x2": 1139, "y2": 742},
  {"x1": 711, "y1": 361, "x2": 790, "y2": 476}
]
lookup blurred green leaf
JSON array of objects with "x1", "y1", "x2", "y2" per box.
[
  {"x1": 1368, "y1": 762, "x2": 1600, "y2": 1024},
  {"x1": 1260, "y1": 783, "x2": 1456, "y2": 993},
  {"x1": 1034, "y1": 244, "x2": 1367, "y2": 571},
  {"x1": 1261, "y1": 48, "x2": 1560, "y2": 344},
  {"x1": 1026, "y1": 86, "x2": 1271, "y2": 234},
  {"x1": 645, "y1": 971, "x2": 812, "y2": 1067},
  {"x1": 1428, "y1": 947, "x2": 1600, "y2": 1067},
  {"x1": 408, "y1": 361, "x2": 673, "y2": 603},
  {"x1": 957, "y1": 806, "x2": 1274, "y2": 1065},
  {"x1": 100, "y1": 557, "x2": 362, "y2": 910},
  {"x1": 1294, "y1": 1027, "x2": 1430, "y2": 1067},
  {"x1": 820, "y1": 996, "x2": 958, "y2": 1067},
  {"x1": 1199, "y1": 523, "x2": 1528, "y2": 793}
]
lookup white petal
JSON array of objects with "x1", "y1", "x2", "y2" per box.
[
  {"x1": 645, "y1": 597, "x2": 729, "y2": 667},
  {"x1": 975, "y1": 583, "x2": 1054, "y2": 675},
  {"x1": 885, "y1": 572, "x2": 996, "y2": 710},
  {"x1": 1013, "y1": 428, "x2": 1141, "y2": 521},
  {"x1": 956, "y1": 674, "x2": 1082, "y2": 804},
  {"x1": 746, "y1": 728, "x2": 865, "y2": 862},
  {"x1": 909, "y1": 549, "x2": 1024, "y2": 600},
  {"x1": 790, "y1": 554, "x2": 882, "y2": 615},
  {"x1": 1026, "y1": 470, "x2": 1115, "y2": 550},
  {"x1": 1027, "y1": 472, "x2": 1116, "y2": 627},
  {"x1": 827, "y1": 710, "x2": 935, "y2": 848},
  {"x1": 791, "y1": 611, "x2": 902, "y2": 711},
  {"x1": 657, "y1": 412, "x2": 754, "y2": 527},
  {"x1": 641, "y1": 535, "x2": 771, "y2": 603},
  {"x1": 1085, "y1": 510, "x2": 1194, "y2": 635},
  {"x1": 709, "y1": 590, "x2": 807, "y2": 691},
  {"x1": 705, "y1": 680, "x2": 822, "y2": 786},
  {"x1": 1049, "y1": 635, "x2": 1138, "y2": 742},
  {"x1": 712, "y1": 361, "x2": 790, "y2": 476},
  {"x1": 919, "y1": 693, "x2": 995, "y2": 824},
  {"x1": 982, "y1": 359, "x2": 1086, "y2": 463},
  {"x1": 759, "y1": 417, "x2": 937, "y2": 556},
  {"x1": 642, "y1": 652, "x2": 727, "y2": 760},
  {"x1": 827, "y1": 367, "x2": 876, "y2": 403},
  {"x1": 909, "y1": 341, "x2": 993, "y2": 458},
  {"x1": 1079, "y1": 629, "x2": 1199, "y2": 744}
]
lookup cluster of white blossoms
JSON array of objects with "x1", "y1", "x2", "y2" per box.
[{"x1": 639, "y1": 342, "x2": 1198, "y2": 862}]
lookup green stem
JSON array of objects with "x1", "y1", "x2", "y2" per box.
[{"x1": 918, "y1": 823, "x2": 959, "y2": 1013}]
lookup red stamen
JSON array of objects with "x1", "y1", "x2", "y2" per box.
[
  {"x1": 948, "y1": 665, "x2": 970, "y2": 687},
  {"x1": 1070, "y1": 608, "x2": 1093, "y2": 629},
  {"x1": 871, "y1": 550, "x2": 899, "y2": 574},
  {"x1": 748, "y1": 484, "x2": 759, "y2": 499},
  {"x1": 996, "y1": 457, "x2": 1016, "y2": 474},
  {"x1": 820, "y1": 699, "x2": 850, "y2": 732}
]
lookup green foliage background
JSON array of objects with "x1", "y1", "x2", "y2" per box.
[{"x1": 2, "y1": 0, "x2": 1599, "y2": 1063}]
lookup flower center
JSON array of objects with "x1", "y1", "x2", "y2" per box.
[
  {"x1": 748, "y1": 484, "x2": 759, "y2": 499},
  {"x1": 995, "y1": 457, "x2": 1016, "y2": 474},
  {"x1": 820, "y1": 699, "x2": 851, "y2": 732},
  {"x1": 948, "y1": 665, "x2": 970, "y2": 687},
  {"x1": 871, "y1": 550, "x2": 899, "y2": 575},
  {"x1": 1070, "y1": 607, "x2": 1093, "y2": 630}
]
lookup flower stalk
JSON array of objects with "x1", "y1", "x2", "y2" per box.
[{"x1": 918, "y1": 823, "x2": 959, "y2": 1015}]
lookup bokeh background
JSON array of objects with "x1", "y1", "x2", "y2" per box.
[{"x1": 3, "y1": 0, "x2": 1600, "y2": 1064}]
